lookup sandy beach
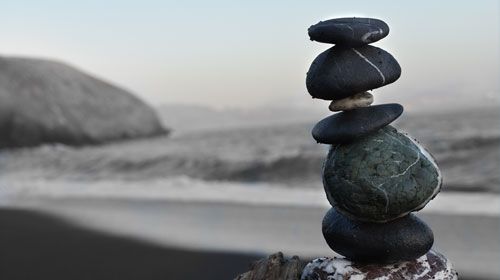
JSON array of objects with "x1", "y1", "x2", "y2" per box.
[
  {"x1": 2, "y1": 196, "x2": 498, "y2": 280},
  {"x1": 0, "y1": 207, "x2": 261, "y2": 280}
]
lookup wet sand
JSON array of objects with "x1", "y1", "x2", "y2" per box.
[
  {"x1": 2, "y1": 197, "x2": 499, "y2": 279},
  {"x1": 0, "y1": 208, "x2": 262, "y2": 280}
]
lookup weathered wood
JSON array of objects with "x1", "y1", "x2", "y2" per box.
[{"x1": 234, "y1": 252, "x2": 306, "y2": 280}]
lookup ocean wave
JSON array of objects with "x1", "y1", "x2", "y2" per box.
[
  {"x1": 447, "y1": 135, "x2": 500, "y2": 150},
  {"x1": 0, "y1": 145, "x2": 324, "y2": 185},
  {"x1": 0, "y1": 124, "x2": 498, "y2": 193},
  {"x1": 90, "y1": 153, "x2": 324, "y2": 184}
]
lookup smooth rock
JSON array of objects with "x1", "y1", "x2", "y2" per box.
[
  {"x1": 301, "y1": 250, "x2": 458, "y2": 280},
  {"x1": 323, "y1": 125, "x2": 442, "y2": 222},
  {"x1": 312, "y1": 103, "x2": 403, "y2": 144},
  {"x1": 322, "y1": 208, "x2": 433, "y2": 263},
  {"x1": 0, "y1": 57, "x2": 167, "y2": 148},
  {"x1": 308, "y1": 17, "x2": 389, "y2": 46},
  {"x1": 306, "y1": 45, "x2": 401, "y2": 100},
  {"x1": 329, "y1": 92, "x2": 374, "y2": 111}
]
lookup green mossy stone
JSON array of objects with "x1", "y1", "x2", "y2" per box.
[{"x1": 323, "y1": 125, "x2": 442, "y2": 222}]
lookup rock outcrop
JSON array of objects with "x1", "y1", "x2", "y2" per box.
[{"x1": 0, "y1": 57, "x2": 167, "y2": 148}]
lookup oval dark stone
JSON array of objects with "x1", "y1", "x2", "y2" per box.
[
  {"x1": 308, "y1": 17, "x2": 389, "y2": 46},
  {"x1": 311, "y1": 103, "x2": 403, "y2": 144},
  {"x1": 306, "y1": 45, "x2": 401, "y2": 100},
  {"x1": 323, "y1": 125, "x2": 442, "y2": 222},
  {"x1": 322, "y1": 208, "x2": 434, "y2": 263}
]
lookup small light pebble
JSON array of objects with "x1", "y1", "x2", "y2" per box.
[{"x1": 329, "y1": 92, "x2": 374, "y2": 111}]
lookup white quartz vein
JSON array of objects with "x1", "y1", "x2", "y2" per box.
[
  {"x1": 361, "y1": 27, "x2": 383, "y2": 42},
  {"x1": 390, "y1": 152, "x2": 420, "y2": 178},
  {"x1": 374, "y1": 182, "x2": 390, "y2": 213},
  {"x1": 380, "y1": 130, "x2": 421, "y2": 179},
  {"x1": 352, "y1": 48, "x2": 386, "y2": 84}
]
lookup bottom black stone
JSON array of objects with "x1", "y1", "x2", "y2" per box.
[
  {"x1": 301, "y1": 250, "x2": 458, "y2": 280},
  {"x1": 322, "y1": 208, "x2": 433, "y2": 263}
]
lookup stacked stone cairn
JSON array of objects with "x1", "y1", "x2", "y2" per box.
[{"x1": 301, "y1": 18, "x2": 458, "y2": 279}]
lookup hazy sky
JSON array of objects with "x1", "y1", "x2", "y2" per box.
[{"x1": 1, "y1": 1, "x2": 499, "y2": 110}]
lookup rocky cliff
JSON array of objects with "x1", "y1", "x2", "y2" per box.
[{"x1": 0, "y1": 57, "x2": 167, "y2": 148}]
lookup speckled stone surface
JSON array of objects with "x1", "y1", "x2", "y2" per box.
[
  {"x1": 308, "y1": 17, "x2": 389, "y2": 46},
  {"x1": 306, "y1": 45, "x2": 401, "y2": 100},
  {"x1": 329, "y1": 91, "x2": 374, "y2": 112},
  {"x1": 301, "y1": 250, "x2": 458, "y2": 280},
  {"x1": 323, "y1": 125, "x2": 442, "y2": 222},
  {"x1": 322, "y1": 208, "x2": 433, "y2": 263},
  {"x1": 312, "y1": 103, "x2": 403, "y2": 144}
]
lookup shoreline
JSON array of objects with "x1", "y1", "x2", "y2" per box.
[{"x1": 2, "y1": 179, "x2": 499, "y2": 216}]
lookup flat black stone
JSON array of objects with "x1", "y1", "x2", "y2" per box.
[
  {"x1": 322, "y1": 208, "x2": 434, "y2": 263},
  {"x1": 311, "y1": 103, "x2": 403, "y2": 144},
  {"x1": 308, "y1": 17, "x2": 389, "y2": 46},
  {"x1": 306, "y1": 45, "x2": 401, "y2": 100}
]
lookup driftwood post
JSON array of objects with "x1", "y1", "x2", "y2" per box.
[{"x1": 235, "y1": 253, "x2": 305, "y2": 280}]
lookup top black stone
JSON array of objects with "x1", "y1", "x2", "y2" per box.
[{"x1": 308, "y1": 17, "x2": 389, "y2": 46}]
